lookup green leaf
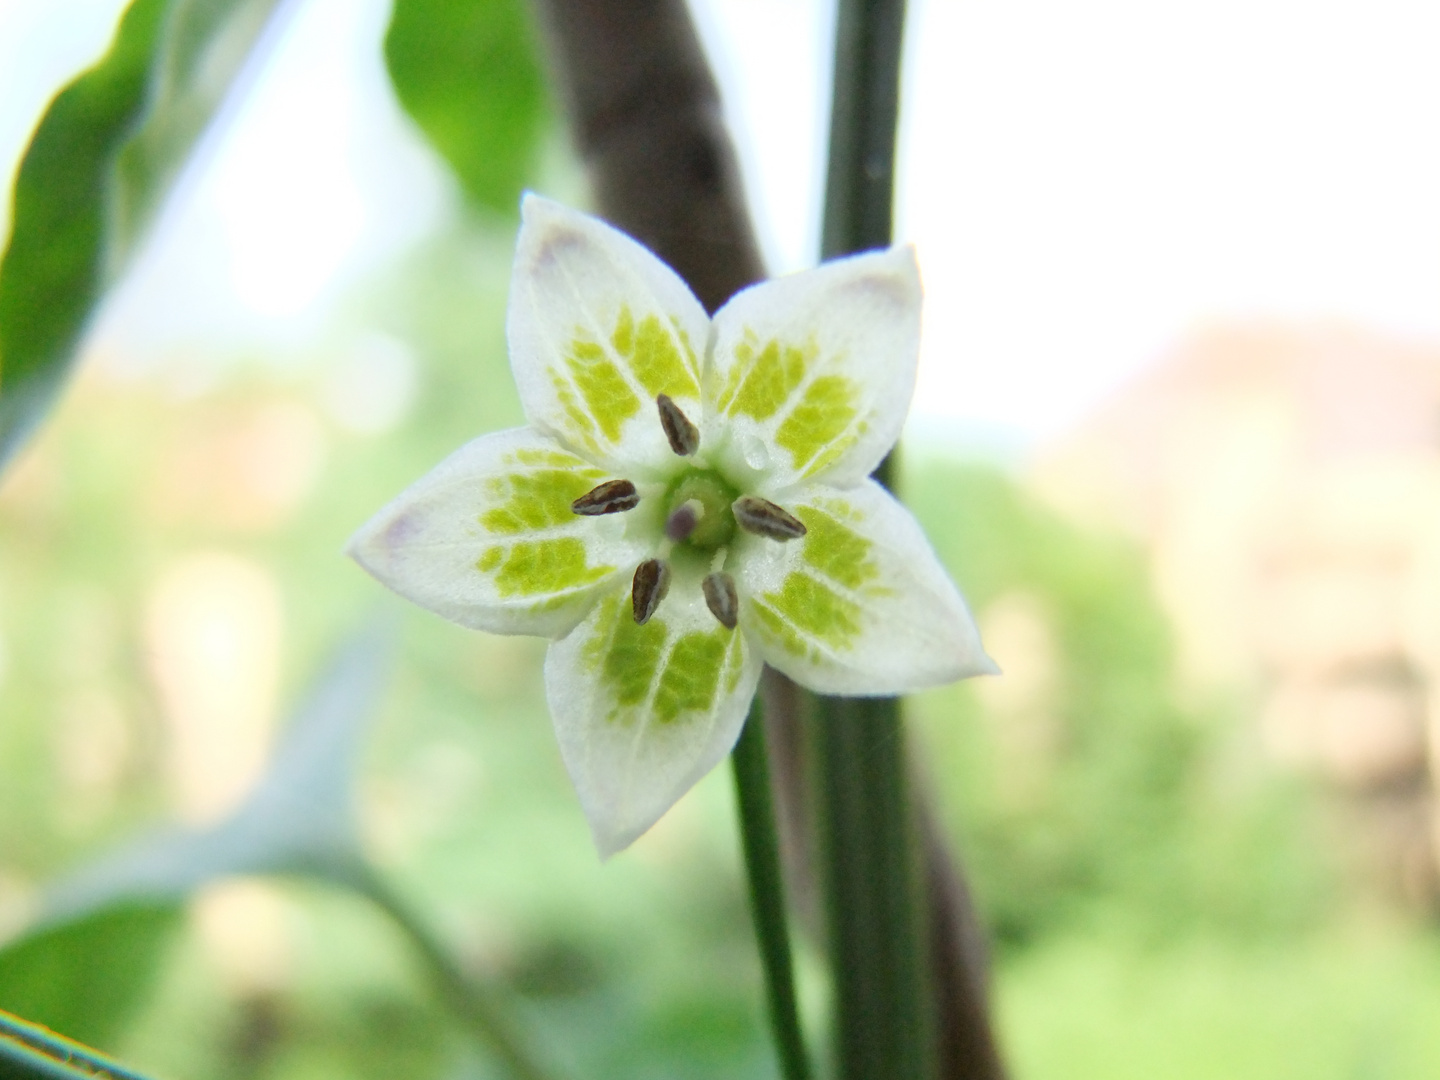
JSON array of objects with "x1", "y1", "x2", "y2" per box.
[
  {"x1": 384, "y1": 0, "x2": 548, "y2": 216},
  {"x1": 0, "y1": 904, "x2": 182, "y2": 1051},
  {"x1": 1, "y1": 1007, "x2": 165, "y2": 1080},
  {"x1": 111, "y1": 0, "x2": 294, "y2": 261},
  {"x1": 39, "y1": 617, "x2": 394, "y2": 927},
  {"x1": 0, "y1": 0, "x2": 289, "y2": 473}
]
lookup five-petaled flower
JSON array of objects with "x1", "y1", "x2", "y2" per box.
[{"x1": 349, "y1": 196, "x2": 995, "y2": 856}]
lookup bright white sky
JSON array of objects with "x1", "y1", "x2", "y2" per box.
[{"x1": 3, "y1": 0, "x2": 1440, "y2": 453}]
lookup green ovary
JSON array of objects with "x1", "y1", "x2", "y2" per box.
[
  {"x1": 480, "y1": 538, "x2": 612, "y2": 597},
  {"x1": 664, "y1": 469, "x2": 740, "y2": 551}
]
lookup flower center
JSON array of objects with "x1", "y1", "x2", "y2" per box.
[{"x1": 662, "y1": 468, "x2": 739, "y2": 551}]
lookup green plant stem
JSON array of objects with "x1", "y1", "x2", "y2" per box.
[
  {"x1": 813, "y1": 699, "x2": 929, "y2": 1080},
  {"x1": 731, "y1": 695, "x2": 812, "y2": 1080},
  {"x1": 817, "y1": 1, "x2": 932, "y2": 1079},
  {"x1": 821, "y1": 0, "x2": 908, "y2": 262},
  {"x1": 0, "y1": 1009, "x2": 159, "y2": 1080},
  {"x1": 356, "y1": 873, "x2": 566, "y2": 1080}
]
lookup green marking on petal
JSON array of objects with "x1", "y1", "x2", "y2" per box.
[
  {"x1": 751, "y1": 502, "x2": 893, "y2": 658},
  {"x1": 756, "y1": 570, "x2": 864, "y2": 653},
  {"x1": 611, "y1": 305, "x2": 699, "y2": 400},
  {"x1": 508, "y1": 447, "x2": 587, "y2": 467},
  {"x1": 480, "y1": 466, "x2": 607, "y2": 534},
  {"x1": 721, "y1": 626, "x2": 745, "y2": 693},
  {"x1": 798, "y1": 503, "x2": 878, "y2": 590},
  {"x1": 565, "y1": 339, "x2": 641, "y2": 441},
  {"x1": 480, "y1": 537, "x2": 614, "y2": 597},
  {"x1": 588, "y1": 597, "x2": 668, "y2": 712},
  {"x1": 775, "y1": 373, "x2": 860, "y2": 473},
  {"x1": 582, "y1": 594, "x2": 736, "y2": 726},
  {"x1": 652, "y1": 627, "x2": 731, "y2": 724},
  {"x1": 722, "y1": 337, "x2": 813, "y2": 420},
  {"x1": 612, "y1": 306, "x2": 635, "y2": 354},
  {"x1": 799, "y1": 421, "x2": 867, "y2": 478},
  {"x1": 551, "y1": 372, "x2": 600, "y2": 451},
  {"x1": 674, "y1": 319, "x2": 700, "y2": 376},
  {"x1": 749, "y1": 598, "x2": 821, "y2": 661}
]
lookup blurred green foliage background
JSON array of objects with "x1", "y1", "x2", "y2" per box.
[{"x1": 3, "y1": 0, "x2": 1440, "y2": 1077}]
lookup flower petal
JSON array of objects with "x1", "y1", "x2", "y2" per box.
[
  {"x1": 508, "y1": 195, "x2": 712, "y2": 476},
  {"x1": 348, "y1": 427, "x2": 652, "y2": 638},
  {"x1": 705, "y1": 246, "x2": 920, "y2": 490},
  {"x1": 544, "y1": 580, "x2": 763, "y2": 856},
  {"x1": 733, "y1": 480, "x2": 996, "y2": 694}
]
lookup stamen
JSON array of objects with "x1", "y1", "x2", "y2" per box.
[
  {"x1": 702, "y1": 572, "x2": 738, "y2": 630},
  {"x1": 656, "y1": 394, "x2": 700, "y2": 456},
  {"x1": 709, "y1": 546, "x2": 730, "y2": 574},
  {"x1": 665, "y1": 498, "x2": 704, "y2": 543},
  {"x1": 631, "y1": 558, "x2": 671, "y2": 624},
  {"x1": 572, "y1": 478, "x2": 639, "y2": 516},
  {"x1": 732, "y1": 496, "x2": 807, "y2": 541}
]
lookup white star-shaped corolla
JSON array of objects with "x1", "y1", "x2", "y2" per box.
[{"x1": 349, "y1": 196, "x2": 996, "y2": 856}]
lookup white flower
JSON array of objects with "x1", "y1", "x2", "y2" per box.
[{"x1": 349, "y1": 196, "x2": 995, "y2": 856}]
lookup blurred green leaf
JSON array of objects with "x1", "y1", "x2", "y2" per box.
[
  {"x1": 39, "y1": 617, "x2": 394, "y2": 926},
  {"x1": 0, "y1": 0, "x2": 290, "y2": 472},
  {"x1": 111, "y1": 0, "x2": 295, "y2": 260},
  {"x1": 384, "y1": 0, "x2": 548, "y2": 215},
  {"x1": 0, "y1": 904, "x2": 182, "y2": 1050}
]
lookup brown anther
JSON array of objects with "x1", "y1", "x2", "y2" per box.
[
  {"x1": 665, "y1": 500, "x2": 701, "y2": 543},
  {"x1": 702, "y1": 572, "x2": 738, "y2": 630},
  {"x1": 571, "y1": 478, "x2": 639, "y2": 516},
  {"x1": 631, "y1": 559, "x2": 671, "y2": 624},
  {"x1": 656, "y1": 393, "x2": 700, "y2": 456},
  {"x1": 732, "y1": 496, "x2": 807, "y2": 541}
]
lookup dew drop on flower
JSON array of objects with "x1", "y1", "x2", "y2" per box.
[{"x1": 740, "y1": 434, "x2": 770, "y2": 471}]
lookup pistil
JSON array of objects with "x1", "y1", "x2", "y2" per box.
[
  {"x1": 665, "y1": 499, "x2": 704, "y2": 543},
  {"x1": 662, "y1": 469, "x2": 740, "y2": 550}
]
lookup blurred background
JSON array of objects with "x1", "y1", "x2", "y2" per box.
[{"x1": 4, "y1": 0, "x2": 1440, "y2": 1076}]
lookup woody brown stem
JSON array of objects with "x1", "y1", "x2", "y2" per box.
[{"x1": 527, "y1": 0, "x2": 765, "y2": 315}]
